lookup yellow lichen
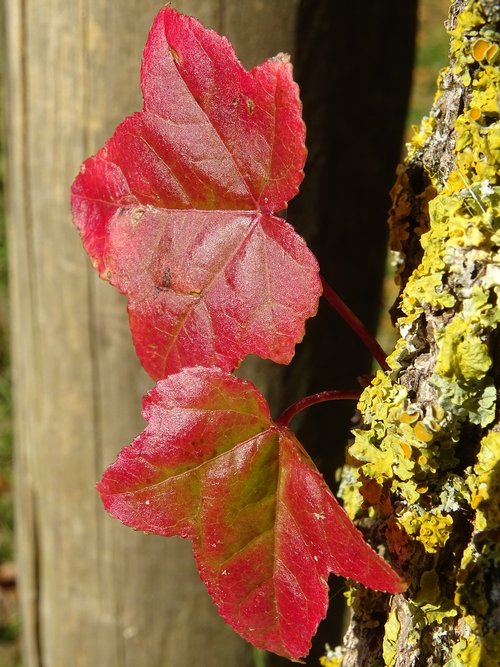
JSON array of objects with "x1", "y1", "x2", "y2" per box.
[
  {"x1": 400, "y1": 411, "x2": 419, "y2": 425},
  {"x1": 340, "y1": 2, "x2": 500, "y2": 662},
  {"x1": 319, "y1": 644, "x2": 343, "y2": 667},
  {"x1": 382, "y1": 607, "x2": 400, "y2": 667},
  {"x1": 485, "y1": 42, "x2": 499, "y2": 63},
  {"x1": 413, "y1": 421, "x2": 434, "y2": 443},
  {"x1": 444, "y1": 615, "x2": 499, "y2": 667},
  {"x1": 412, "y1": 598, "x2": 458, "y2": 625},
  {"x1": 468, "y1": 106, "x2": 481, "y2": 120},
  {"x1": 445, "y1": 633, "x2": 482, "y2": 667},
  {"x1": 434, "y1": 318, "x2": 491, "y2": 382},
  {"x1": 414, "y1": 570, "x2": 441, "y2": 606},
  {"x1": 470, "y1": 432, "x2": 499, "y2": 515},
  {"x1": 456, "y1": 431, "x2": 500, "y2": 633},
  {"x1": 471, "y1": 37, "x2": 489, "y2": 60},
  {"x1": 398, "y1": 510, "x2": 454, "y2": 553}
]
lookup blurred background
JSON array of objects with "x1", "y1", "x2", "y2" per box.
[{"x1": 0, "y1": 1, "x2": 448, "y2": 666}]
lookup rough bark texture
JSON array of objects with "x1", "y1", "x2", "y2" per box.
[
  {"x1": 4, "y1": 2, "x2": 296, "y2": 666},
  {"x1": 325, "y1": 1, "x2": 500, "y2": 665}
]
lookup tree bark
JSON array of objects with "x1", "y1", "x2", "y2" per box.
[
  {"x1": 4, "y1": 2, "x2": 296, "y2": 666},
  {"x1": 334, "y1": 1, "x2": 500, "y2": 665}
]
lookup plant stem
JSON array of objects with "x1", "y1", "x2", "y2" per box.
[
  {"x1": 320, "y1": 276, "x2": 390, "y2": 371},
  {"x1": 252, "y1": 648, "x2": 268, "y2": 667},
  {"x1": 276, "y1": 390, "x2": 361, "y2": 427}
]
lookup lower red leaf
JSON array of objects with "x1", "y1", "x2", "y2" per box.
[{"x1": 98, "y1": 367, "x2": 406, "y2": 659}]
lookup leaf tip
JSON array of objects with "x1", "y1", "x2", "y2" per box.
[{"x1": 273, "y1": 52, "x2": 291, "y2": 64}]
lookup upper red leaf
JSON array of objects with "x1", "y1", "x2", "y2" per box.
[
  {"x1": 71, "y1": 7, "x2": 321, "y2": 380},
  {"x1": 98, "y1": 367, "x2": 406, "y2": 660}
]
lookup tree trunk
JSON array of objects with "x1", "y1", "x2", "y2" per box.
[
  {"x1": 334, "y1": 1, "x2": 500, "y2": 665},
  {"x1": 4, "y1": 2, "x2": 296, "y2": 666}
]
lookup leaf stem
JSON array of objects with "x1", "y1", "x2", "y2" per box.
[
  {"x1": 320, "y1": 276, "x2": 390, "y2": 371},
  {"x1": 276, "y1": 390, "x2": 361, "y2": 427}
]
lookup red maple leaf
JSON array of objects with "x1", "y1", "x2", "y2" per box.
[
  {"x1": 98, "y1": 367, "x2": 406, "y2": 660},
  {"x1": 71, "y1": 7, "x2": 321, "y2": 380}
]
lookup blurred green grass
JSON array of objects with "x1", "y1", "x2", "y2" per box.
[
  {"x1": 377, "y1": 0, "x2": 450, "y2": 354},
  {"x1": 0, "y1": 2, "x2": 449, "y2": 666},
  {"x1": 407, "y1": 0, "x2": 451, "y2": 128}
]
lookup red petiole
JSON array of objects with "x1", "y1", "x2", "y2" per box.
[
  {"x1": 320, "y1": 276, "x2": 390, "y2": 371},
  {"x1": 277, "y1": 278, "x2": 386, "y2": 427},
  {"x1": 276, "y1": 389, "x2": 361, "y2": 427}
]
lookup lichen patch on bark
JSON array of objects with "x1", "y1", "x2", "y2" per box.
[{"x1": 329, "y1": 2, "x2": 500, "y2": 665}]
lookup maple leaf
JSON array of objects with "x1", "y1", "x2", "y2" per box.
[
  {"x1": 98, "y1": 367, "x2": 406, "y2": 660},
  {"x1": 71, "y1": 7, "x2": 321, "y2": 380}
]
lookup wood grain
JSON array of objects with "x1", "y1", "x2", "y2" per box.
[{"x1": 5, "y1": 2, "x2": 297, "y2": 665}]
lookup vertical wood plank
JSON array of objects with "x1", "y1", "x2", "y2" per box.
[{"x1": 5, "y1": 1, "x2": 300, "y2": 665}]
